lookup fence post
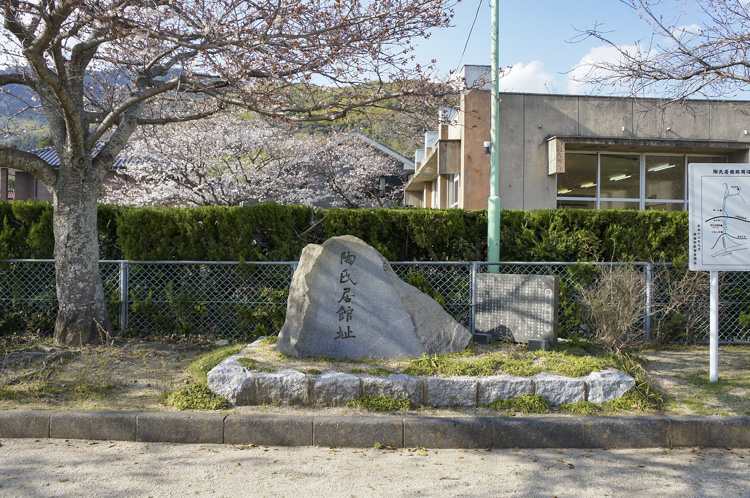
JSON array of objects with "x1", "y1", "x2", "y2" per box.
[
  {"x1": 470, "y1": 262, "x2": 478, "y2": 334},
  {"x1": 119, "y1": 261, "x2": 129, "y2": 332},
  {"x1": 645, "y1": 263, "x2": 654, "y2": 341}
]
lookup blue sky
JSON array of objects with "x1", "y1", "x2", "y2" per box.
[{"x1": 412, "y1": 0, "x2": 671, "y2": 95}]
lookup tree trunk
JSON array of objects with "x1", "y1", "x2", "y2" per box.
[{"x1": 52, "y1": 167, "x2": 113, "y2": 346}]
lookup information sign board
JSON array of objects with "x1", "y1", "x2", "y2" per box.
[{"x1": 688, "y1": 164, "x2": 750, "y2": 271}]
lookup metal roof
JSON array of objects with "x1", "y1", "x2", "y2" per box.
[{"x1": 28, "y1": 142, "x2": 138, "y2": 169}]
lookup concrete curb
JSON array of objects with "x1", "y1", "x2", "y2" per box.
[{"x1": 1, "y1": 410, "x2": 749, "y2": 448}]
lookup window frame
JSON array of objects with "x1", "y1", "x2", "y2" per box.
[
  {"x1": 448, "y1": 174, "x2": 460, "y2": 209},
  {"x1": 556, "y1": 151, "x2": 727, "y2": 211}
]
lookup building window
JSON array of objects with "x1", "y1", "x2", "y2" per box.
[
  {"x1": 7, "y1": 171, "x2": 15, "y2": 200},
  {"x1": 557, "y1": 152, "x2": 727, "y2": 211},
  {"x1": 448, "y1": 174, "x2": 460, "y2": 209}
]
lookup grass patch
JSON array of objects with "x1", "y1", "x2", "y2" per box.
[
  {"x1": 369, "y1": 367, "x2": 395, "y2": 377},
  {"x1": 668, "y1": 366, "x2": 750, "y2": 415},
  {"x1": 188, "y1": 344, "x2": 245, "y2": 382},
  {"x1": 559, "y1": 400, "x2": 601, "y2": 415},
  {"x1": 260, "y1": 336, "x2": 278, "y2": 345},
  {"x1": 67, "y1": 348, "x2": 118, "y2": 399},
  {"x1": 609, "y1": 353, "x2": 665, "y2": 411},
  {"x1": 486, "y1": 394, "x2": 550, "y2": 414},
  {"x1": 347, "y1": 394, "x2": 413, "y2": 412},
  {"x1": 237, "y1": 357, "x2": 258, "y2": 370},
  {"x1": 603, "y1": 391, "x2": 643, "y2": 411},
  {"x1": 166, "y1": 382, "x2": 230, "y2": 410},
  {"x1": 401, "y1": 344, "x2": 609, "y2": 378}
]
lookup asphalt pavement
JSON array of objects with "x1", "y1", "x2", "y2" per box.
[{"x1": 2, "y1": 438, "x2": 749, "y2": 497}]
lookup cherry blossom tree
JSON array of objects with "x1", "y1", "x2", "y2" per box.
[
  {"x1": 574, "y1": 0, "x2": 750, "y2": 99},
  {"x1": 0, "y1": 0, "x2": 458, "y2": 345},
  {"x1": 101, "y1": 124, "x2": 405, "y2": 208},
  {"x1": 295, "y1": 132, "x2": 405, "y2": 208},
  {"x1": 101, "y1": 114, "x2": 313, "y2": 207}
]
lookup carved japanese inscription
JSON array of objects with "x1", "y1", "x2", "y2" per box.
[
  {"x1": 475, "y1": 273, "x2": 559, "y2": 346},
  {"x1": 277, "y1": 236, "x2": 471, "y2": 360}
]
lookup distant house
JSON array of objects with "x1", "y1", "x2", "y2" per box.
[
  {"x1": 0, "y1": 143, "x2": 134, "y2": 202},
  {"x1": 405, "y1": 65, "x2": 750, "y2": 211}
]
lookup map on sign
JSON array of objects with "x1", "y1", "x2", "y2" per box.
[{"x1": 689, "y1": 163, "x2": 750, "y2": 271}]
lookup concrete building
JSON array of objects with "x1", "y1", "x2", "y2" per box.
[{"x1": 404, "y1": 65, "x2": 750, "y2": 211}]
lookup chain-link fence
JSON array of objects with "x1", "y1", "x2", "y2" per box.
[{"x1": 2, "y1": 259, "x2": 749, "y2": 343}]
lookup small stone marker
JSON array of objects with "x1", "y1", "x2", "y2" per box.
[
  {"x1": 475, "y1": 273, "x2": 559, "y2": 346},
  {"x1": 277, "y1": 235, "x2": 471, "y2": 360}
]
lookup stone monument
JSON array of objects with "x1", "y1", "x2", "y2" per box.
[
  {"x1": 277, "y1": 235, "x2": 471, "y2": 360},
  {"x1": 474, "y1": 273, "x2": 559, "y2": 348}
]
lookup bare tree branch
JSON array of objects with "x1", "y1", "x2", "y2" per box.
[{"x1": 573, "y1": 0, "x2": 750, "y2": 99}]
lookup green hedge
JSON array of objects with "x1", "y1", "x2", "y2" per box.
[
  {"x1": 0, "y1": 201, "x2": 54, "y2": 259},
  {"x1": 0, "y1": 201, "x2": 690, "y2": 262},
  {"x1": 115, "y1": 204, "x2": 315, "y2": 261},
  {"x1": 325, "y1": 208, "x2": 688, "y2": 262}
]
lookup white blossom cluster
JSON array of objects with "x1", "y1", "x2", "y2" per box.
[{"x1": 101, "y1": 115, "x2": 405, "y2": 208}]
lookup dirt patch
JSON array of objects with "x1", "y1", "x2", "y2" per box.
[
  {"x1": 2, "y1": 335, "x2": 749, "y2": 416},
  {"x1": 642, "y1": 345, "x2": 750, "y2": 416},
  {"x1": 1, "y1": 337, "x2": 208, "y2": 411}
]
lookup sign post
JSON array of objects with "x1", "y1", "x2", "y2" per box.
[{"x1": 688, "y1": 163, "x2": 750, "y2": 382}]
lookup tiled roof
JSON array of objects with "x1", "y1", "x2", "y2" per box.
[{"x1": 29, "y1": 142, "x2": 138, "y2": 169}]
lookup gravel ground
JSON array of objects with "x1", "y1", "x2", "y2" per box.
[{"x1": 2, "y1": 439, "x2": 750, "y2": 498}]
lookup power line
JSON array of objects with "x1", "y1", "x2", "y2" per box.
[{"x1": 455, "y1": 0, "x2": 485, "y2": 73}]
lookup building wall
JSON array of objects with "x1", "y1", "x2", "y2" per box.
[
  {"x1": 494, "y1": 93, "x2": 750, "y2": 210},
  {"x1": 0, "y1": 168, "x2": 7, "y2": 201},
  {"x1": 406, "y1": 85, "x2": 750, "y2": 211},
  {"x1": 460, "y1": 90, "x2": 491, "y2": 210},
  {"x1": 12, "y1": 171, "x2": 53, "y2": 202},
  {"x1": 1, "y1": 169, "x2": 123, "y2": 203}
]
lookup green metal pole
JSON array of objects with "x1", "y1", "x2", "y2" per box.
[{"x1": 487, "y1": 0, "x2": 501, "y2": 271}]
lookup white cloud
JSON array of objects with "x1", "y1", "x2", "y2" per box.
[
  {"x1": 566, "y1": 44, "x2": 653, "y2": 95},
  {"x1": 672, "y1": 23, "x2": 702, "y2": 39},
  {"x1": 497, "y1": 61, "x2": 558, "y2": 93}
]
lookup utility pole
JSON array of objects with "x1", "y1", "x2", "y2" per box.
[{"x1": 487, "y1": 0, "x2": 501, "y2": 270}]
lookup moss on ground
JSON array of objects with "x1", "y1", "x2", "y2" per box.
[
  {"x1": 237, "y1": 357, "x2": 258, "y2": 370},
  {"x1": 166, "y1": 382, "x2": 230, "y2": 410},
  {"x1": 188, "y1": 344, "x2": 245, "y2": 382},
  {"x1": 401, "y1": 344, "x2": 609, "y2": 378},
  {"x1": 486, "y1": 394, "x2": 550, "y2": 414},
  {"x1": 559, "y1": 400, "x2": 601, "y2": 415},
  {"x1": 347, "y1": 394, "x2": 413, "y2": 412}
]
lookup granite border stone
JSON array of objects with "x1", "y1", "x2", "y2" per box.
[
  {"x1": 425, "y1": 377, "x2": 478, "y2": 407},
  {"x1": 2, "y1": 411, "x2": 750, "y2": 448},
  {"x1": 478, "y1": 375, "x2": 535, "y2": 405}
]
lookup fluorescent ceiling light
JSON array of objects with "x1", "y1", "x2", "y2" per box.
[
  {"x1": 557, "y1": 188, "x2": 572, "y2": 194},
  {"x1": 580, "y1": 182, "x2": 596, "y2": 188},
  {"x1": 648, "y1": 164, "x2": 675, "y2": 172},
  {"x1": 609, "y1": 174, "x2": 631, "y2": 181}
]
